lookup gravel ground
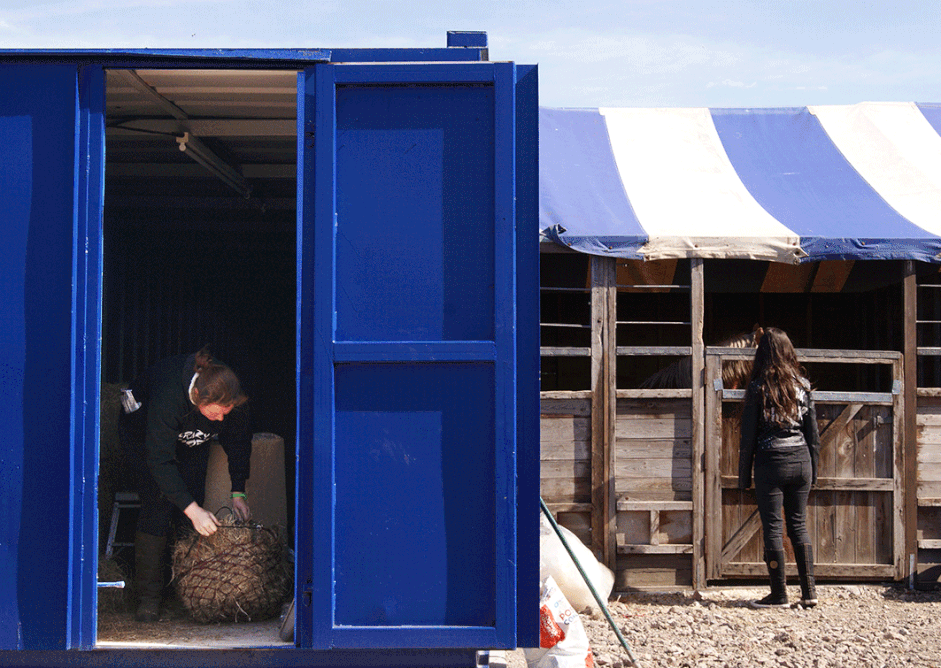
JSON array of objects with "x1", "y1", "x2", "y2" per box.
[{"x1": 505, "y1": 584, "x2": 941, "y2": 668}]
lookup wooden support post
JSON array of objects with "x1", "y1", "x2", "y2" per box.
[
  {"x1": 903, "y1": 261, "x2": 918, "y2": 583},
  {"x1": 893, "y1": 356, "x2": 907, "y2": 581},
  {"x1": 691, "y1": 259, "x2": 706, "y2": 590},
  {"x1": 703, "y1": 352, "x2": 721, "y2": 580},
  {"x1": 590, "y1": 256, "x2": 617, "y2": 569}
]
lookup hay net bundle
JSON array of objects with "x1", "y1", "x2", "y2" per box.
[{"x1": 172, "y1": 516, "x2": 292, "y2": 623}]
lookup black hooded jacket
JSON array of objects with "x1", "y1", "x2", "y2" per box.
[{"x1": 126, "y1": 353, "x2": 251, "y2": 511}]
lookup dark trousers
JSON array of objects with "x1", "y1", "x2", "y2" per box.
[
  {"x1": 754, "y1": 446, "x2": 812, "y2": 553},
  {"x1": 120, "y1": 410, "x2": 210, "y2": 537}
]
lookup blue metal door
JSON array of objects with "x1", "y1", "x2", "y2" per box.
[
  {"x1": 296, "y1": 62, "x2": 538, "y2": 650},
  {"x1": 0, "y1": 63, "x2": 105, "y2": 650}
]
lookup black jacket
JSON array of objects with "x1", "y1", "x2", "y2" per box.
[
  {"x1": 128, "y1": 353, "x2": 251, "y2": 511},
  {"x1": 738, "y1": 377, "x2": 820, "y2": 489}
]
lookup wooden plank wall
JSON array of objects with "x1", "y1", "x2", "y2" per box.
[
  {"x1": 812, "y1": 403, "x2": 895, "y2": 575},
  {"x1": 541, "y1": 396, "x2": 593, "y2": 544},
  {"x1": 719, "y1": 405, "x2": 762, "y2": 570},
  {"x1": 916, "y1": 397, "x2": 941, "y2": 585},
  {"x1": 614, "y1": 398, "x2": 694, "y2": 590},
  {"x1": 718, "y1": 400, "x2": 896, "y2": 578},
  {"x1": 539, "y1": 252, "x2": 924, "y2": 590}
]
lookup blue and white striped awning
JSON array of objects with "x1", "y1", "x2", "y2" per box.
[{"x1": 540, "y1": 102, "x2": 941, "y2": 263}]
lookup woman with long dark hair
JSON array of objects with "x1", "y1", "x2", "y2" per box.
[
  {"x1": 120, "y1": 345, "x2": 252, "y2": 621},
  {"x1": 738, "y1": 328, "x2": 820, "y2": 608}
]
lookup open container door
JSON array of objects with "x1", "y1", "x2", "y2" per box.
[
  {"x1": 0, "y1": 63, "x2": 104, "y2": 650},
  {"x1": 296, "y1": 61, "x2": 538, "y2": 651}
]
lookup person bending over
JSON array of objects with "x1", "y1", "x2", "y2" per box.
[{"x1": 120, "y1": 345, "x2": 252, "y2": 621}]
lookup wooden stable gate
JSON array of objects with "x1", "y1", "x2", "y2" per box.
[{"x1": 704, "y1": 348, "x2": 905, "y2": 581}]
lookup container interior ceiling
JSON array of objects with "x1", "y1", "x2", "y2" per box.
[
  {"x1": 100, "y1": 68, "x2": 298, "y2": 645},
  {"x1": 104, "y1": 67, "x2": 297, "y2": 442}
]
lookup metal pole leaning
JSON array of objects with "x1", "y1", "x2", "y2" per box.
[{"x1": 540, "y1": 497, "x2": 642, "y2": 668}]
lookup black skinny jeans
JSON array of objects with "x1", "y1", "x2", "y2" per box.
[{"x1": 754, "y1": 446, "x2": 812, "y2": 554}]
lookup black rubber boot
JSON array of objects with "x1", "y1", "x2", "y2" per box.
[
  {"x1": 794, "y1": 542, "x2": 817, "y2": 608},
  {"x1": 751, "y1": 550, "x2": 789, "y2": 608},
  {"x1": 134, "y1": 531, "x2": 167, "y2": 622}
]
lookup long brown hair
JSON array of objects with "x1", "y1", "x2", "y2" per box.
[
  {"x1": 748, "y1": 328, "x2": 806, "y2": 426},
  {"x1": 190, "y1": 345, "x2": 247, "y2": 408}
]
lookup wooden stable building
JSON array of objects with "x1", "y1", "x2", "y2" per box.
[{"x1": 538, "y1": 104, "x2": 941, "y2": 591}]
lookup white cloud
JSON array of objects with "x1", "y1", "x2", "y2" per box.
[
  {"x1": 5, "y1": 0, "x2": 941, "y2": 106},
  {"x1": 509, "y1": 30, "x2": 739, "y2": 73},
  {"x1": 707, "y1": 79, "x2": 757, "y2": 89},
  {"x1": 5, "y1": 0, "x2": 224, "y2": 21}
]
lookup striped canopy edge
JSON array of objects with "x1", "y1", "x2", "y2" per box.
[{"x1": 540, "y1": 102, "x2": 941, "y2": 263}]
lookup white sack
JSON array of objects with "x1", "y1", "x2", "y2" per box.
[
  {"x1": 523, "y1": 576, "x2": 594, "y2": 668},
  {"x1": 539, "y1": 513, "x2": 614, "y2": 618}
]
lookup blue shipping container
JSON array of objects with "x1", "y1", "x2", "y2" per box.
[{"x1": 0, "y1": 33, "x2": 539, "y2": 667}]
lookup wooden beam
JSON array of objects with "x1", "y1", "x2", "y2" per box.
[
  {"x1": 617, "y1": 544, "x2": 694, "y2": 555},
  {"x1": 721, "y1": 389, "x2": 894, "y2": 405},
  {"x1": 892, "y1": 354, "x2": 908, "y2": 582},
  {"x1": 540, "y1": 346, "x2": 592, "y2": 357},
  {"x1": 615, "y1": 388, "x2": 692, "y2": 399},
  {"x1": 604, "y1": 257, "x2": 618, "y2": 569},
  {"x1": 649, "y1": 510, "x2": 661, "y2": 545},
  {"x1": 818, "y1": 403, "x2": 864, "y2": 452},
  {"x1": 540, "y1": 390, "x2": 593, "y2": 401},
  {"x1": 710, "y1": 348, "x2": 902, "y2": 362},
  {"x1": 691, "y1": 258, "x2": 706, "y2": 590},
  {"x1": 617, "y1": 500, "x2": 693, "y2": 511},
  {"x1": 720, "y1": 475, "x2": 894, "y2": 491},
  {"x1": 723, "y1": 563, "x2": 896, "y2": 578},
  {"x1": 590, "y1": 256, "x2": 617, "y2": 568},
  {"x1": 721, "y1": 509, "x2": 763, "y2": 566},
  {"x1": 904, "y1": 261, "x2": 918, "y2": 584},
  {"x1": 615, "y1": 346, "x2": 692, "y2": 355},
  {"x1": 704, "y1": 352, "x2": 722, "y2": 580}
]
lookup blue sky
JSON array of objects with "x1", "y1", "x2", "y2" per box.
[{"x1": 3, "y1": 0, "x2": 941, "y2": 109}]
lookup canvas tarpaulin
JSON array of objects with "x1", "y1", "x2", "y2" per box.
[{"x1": 540, "y1": 102, "x2": 941, "y2": 263}]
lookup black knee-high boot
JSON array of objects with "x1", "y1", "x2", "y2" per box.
[
  {"x1": 751, "y1": 549, "x2": 789, "y2": 608},
  {"x1": 794, "y1": 542, "x2": 817, "y2": 608},
  {"x1": 134, "y1": 531, "x2": 167, "y2": 622}
]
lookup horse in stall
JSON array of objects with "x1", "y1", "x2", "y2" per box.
[{"x1": 639, "y1": 326, "x2": 764, "y2": 389}]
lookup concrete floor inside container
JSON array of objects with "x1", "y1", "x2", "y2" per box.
[{"x1": 97, "y1": 67, "x2": 299, "y2": 649}]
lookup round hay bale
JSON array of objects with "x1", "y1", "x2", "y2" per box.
[{"x1": 171, "y1": 516, "x2": 292, "y2": 623}]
